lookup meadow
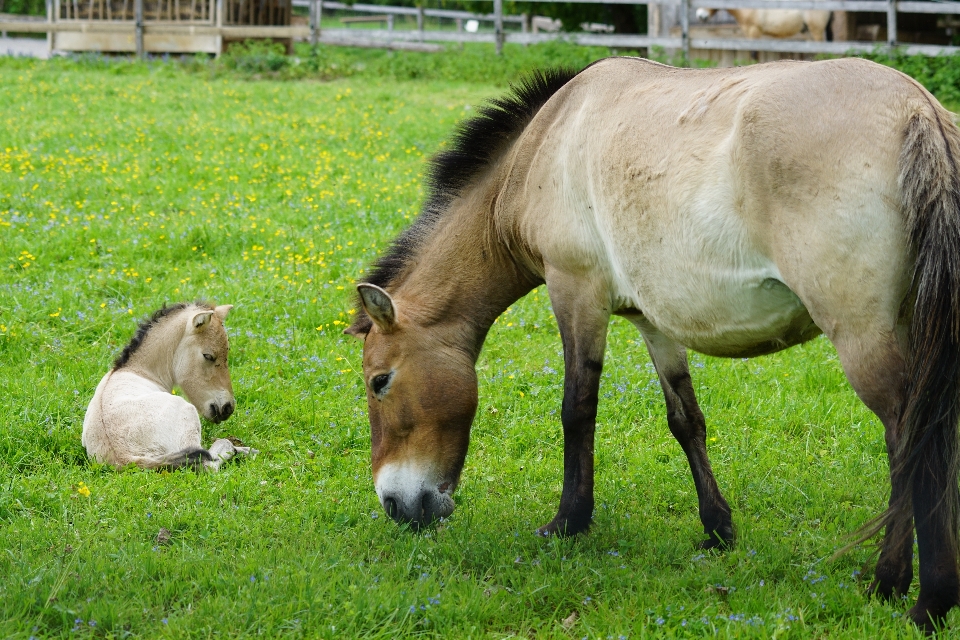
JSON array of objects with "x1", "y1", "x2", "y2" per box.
[{"x1": 0, "y1": 46, "x2": 954, "y2": 638}]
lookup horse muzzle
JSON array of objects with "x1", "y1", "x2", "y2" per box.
[
  {"x1": 375, "y1": 462, "x2": 457, "y2": 527},
  {"x1": 381, "y1": 488, "x2": 455, "y2": 528}
]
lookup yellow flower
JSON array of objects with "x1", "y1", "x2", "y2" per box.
[{"x1": 76, "y1": 482, "x2": 91, "y2": 497}]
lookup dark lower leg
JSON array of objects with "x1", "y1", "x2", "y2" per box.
[
  {"x1": 909, "y1": 464, "x2": 960, "y2": 633},
  {"x1": 871, "y1": 425, "x2": 914, "y2": 600},
  {"x1": 664, "y1": 372, "x2": 734, "y2": 549},
  {"x1": 538, "y1": 358, "x2": 601, "y2": 536}
]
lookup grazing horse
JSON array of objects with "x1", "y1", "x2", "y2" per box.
[
  {"x1": 346, "y1": 58, "x2": 960, "y2": 631},
  {"x1": 695, "y1": 6, "x2": 830, "y2": 41},
  {"x1": 83, "y1": 302, "x2": 254, "y2": 471}
]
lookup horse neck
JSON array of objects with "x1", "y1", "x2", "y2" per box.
[
  {"x1": 124, "y1": 313, "x2": 186, "y2": 391},
  {"x1": 393, "y1": 171, "x2": 539, "y2": 361}
]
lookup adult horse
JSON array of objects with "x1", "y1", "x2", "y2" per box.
[
  {"x1": 695, "y1": 6, "x2": 830, "y2": 41},
  {"x1": 346, "y1": 58, "x2": 960, "y2": 631}
]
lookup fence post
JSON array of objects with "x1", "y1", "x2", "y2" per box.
[
  {"x1": 46, "y1": 0, "x2": 53, "y2": 55},
  {"x1": 134, "y1": 0, "x2": 144, "y2": 59},
  {"x1": 215, "y1": 0, "x2": 223, "y2": 56},
  {"x1": 417, "y1": 4, "x2": 424, "y2": 41},
  {"x1": 680, "y1": 0, "x2": 689, "y2": 62},
  {"x1": 520, "y1": 12, "x2": 527, "y2": 34},
  {"x1": 886, "y1": 0, "x2": 897, "y2": 49},
  {"x1": 494, "y1": 0, "x2": 503, "y2": 55},
  {"x1": 309, "y1": 0, "x2": 320, "y2": 45}
]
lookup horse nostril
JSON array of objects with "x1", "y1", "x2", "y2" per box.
[
  {"x1": 221, "y1": 402, "x2": 234, "y2": 419},
  {"x1": 209, "y1": 403, "x2": 219, "y2": 419},
  {"x1": 384, "y1": 497, "x2": 399, "y2": 520}
]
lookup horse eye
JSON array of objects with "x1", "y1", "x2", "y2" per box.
[
  {"x1": 203, "y1": 353, "x2": 215, "y2": 362},
  {"x1": 371, "y1": 373, "x2": 391, "y2": 395}
]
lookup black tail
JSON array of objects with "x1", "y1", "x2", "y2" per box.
[
  {"x1": 889, "y1": 101, "x2": 960, "y2": 556},
  {"x1": 141, "y1": 447, "x2": 213, "y2": 471}
]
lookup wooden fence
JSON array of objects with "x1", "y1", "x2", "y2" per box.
[{"x1": 2, "y1": 0, "x2": 960, "y2": 58}]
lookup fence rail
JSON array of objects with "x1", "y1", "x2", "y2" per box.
[{"x1": 3, "y1": 0, "x2": 960, "y2": 58}]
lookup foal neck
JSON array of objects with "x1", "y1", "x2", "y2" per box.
[{"x1": 121, "y1": 310, "x2": 188, "y2": 391}]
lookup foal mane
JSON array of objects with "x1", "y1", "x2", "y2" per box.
[
  {"x1": 113, "y1": 301, "x2": 211, "y2": 370},
  {"x1": 351, "y1": 67, "x2": 579, "y2": 331}
]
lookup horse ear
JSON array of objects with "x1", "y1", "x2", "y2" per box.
[
  {"x1": 215, "y1": 304, "x2": 233, "y2": 319},
  {"x1": 191, "y1": 310, "x2": 215, "y2": 330},
  {"x1": 357, "y1": 283, "x2": 397, "y2": 332}
]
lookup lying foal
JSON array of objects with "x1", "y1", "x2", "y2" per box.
[{"x1": 82, "y1": 302, "x2": 254, "y2": 471}]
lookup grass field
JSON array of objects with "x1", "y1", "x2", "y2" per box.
[{"x1": 0, "y1": 48, "x2": 953, "y2": 638}]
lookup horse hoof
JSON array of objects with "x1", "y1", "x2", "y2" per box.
[
  {"x1": 697, "y1": 525, "x2": 734, "y2": 551},
  {"x1": 697, "y1": 535, "x2": 732, "y2": 551},
  {"x1": 908, "y1": 605, "x2": 944, "y2": 636},
  {"x1": 536, "y1": 515, "x2": 591, "y2": 538}
]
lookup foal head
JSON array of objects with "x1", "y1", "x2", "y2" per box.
[
  {"x1": 346, "y1": 284, "x2": 478, "y2": 527},
  {"x1": 116, "y1": 302, "x2": 236, "y2": 423},
  {"x1": 175, "y1": 304, "x2": 235, "y2": 423}
]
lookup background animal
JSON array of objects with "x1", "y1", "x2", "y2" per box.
[
  {"x1": 82, "y1": 302, "x2": 254, "y2": 471},
  {"x1": 696, "y1": 6, "x2": 830, "y2": 41},
  {"x1": 347, "y1": 58, "x2": 960, "y2": 632}
]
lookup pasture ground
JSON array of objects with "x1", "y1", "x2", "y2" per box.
[{"x1": 0, "y1": 48, "x2": 955, "y2": 638}]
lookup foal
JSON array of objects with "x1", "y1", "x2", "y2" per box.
[{"x1": 82, "y1": 302, "x2": 253, "y2": 471}]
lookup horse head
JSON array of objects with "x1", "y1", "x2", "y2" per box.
[
  {"x1": 346, "y1": 284, "x2": 477, "y2": 527},
  {"x1": 175, "y1": 304, "x2": 236, "y2": 424}
]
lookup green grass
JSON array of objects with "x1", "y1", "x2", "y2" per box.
[{"x1": 0, "y1": 48, "x2": 952, "y2": 638}]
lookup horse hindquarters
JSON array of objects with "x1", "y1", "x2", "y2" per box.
[{"x1": 824, "y1": 105, "x2": 960, "y2": 631}]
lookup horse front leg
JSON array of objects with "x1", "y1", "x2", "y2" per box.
[
  {"x1": 629, "y1": 315, "x2": 733, "y2": 549},
  {"x1": 537, "y1": 271, "x2": 611, "y2": 537}
]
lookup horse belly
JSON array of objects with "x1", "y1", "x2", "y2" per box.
[{"x1": 640, "y1": 272, "x2": 821, "y2": 357}]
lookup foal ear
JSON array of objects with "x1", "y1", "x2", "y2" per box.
[
  {"x1": 190, "y1": 310, "x2": 215, "y2": 330},
  {"x1": 357, "y1": 283, "x2": 397, "y2": 332},
  {"x1": 214, "y1": 304, "x2": 234, "y2": 319}
]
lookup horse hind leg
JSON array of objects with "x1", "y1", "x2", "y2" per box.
[
  {"x1": 627, "y1": 315, "x2": 734, "y2": 549},
  {"x1": 830, "y1": 331, "x2": 915, "y2": 599}
]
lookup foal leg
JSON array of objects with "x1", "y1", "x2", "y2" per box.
[
  {"x1": 627, "y1": 315, "x2": 734, "y2": 549},
  {"x1": 537, "y1": 270, "x2": 611, "y2": 537},
  {"x1": 831, "y1": 334, "x2": 914, "y2": 600},
  {"x1": 204, "y1": 438, "x2": 239, "y2": 472}
]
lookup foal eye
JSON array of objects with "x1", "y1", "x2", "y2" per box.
[
  {"x1": 203, "y1": 353, "x2": 216, "y2": 362},
  {"x1": 371, "y1": 373, "x2": 392, "y2": 396}
]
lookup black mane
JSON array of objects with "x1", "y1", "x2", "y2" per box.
[
  {"x1": 113, "y1": 302, "x2": 210, "y2": 370},
  {"x1": 354, "y1": 67, "x2": 579, "y2": 326}
]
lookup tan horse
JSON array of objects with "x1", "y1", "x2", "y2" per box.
[
  {"x1": 696, "y1": 6, "x2": 830, "y2": 41},
  {"x1": 347, "y1": 58, "x2": 960, "y2": 631},
  {"x1": 83, "y1": 302, "x2": 254, "y2": 471}
]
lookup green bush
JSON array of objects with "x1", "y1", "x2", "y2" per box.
[
  {"x1": 863, "y1": 48, "x2": 960, "y2": 107},
  {"x1": 1, "y1": 0, "x2": 46, "y2": 15}
]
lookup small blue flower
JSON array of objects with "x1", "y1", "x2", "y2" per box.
[
  {"x1": 161, "y1": 618, "x2": 168, "y2": 625},
  {"x1": 656, "y1": 617, "x2": 665, "y2": 625}
]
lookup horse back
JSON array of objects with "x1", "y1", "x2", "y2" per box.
[{"x1": 501, "y1": 57, "x2": 933, "y2": 354}]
